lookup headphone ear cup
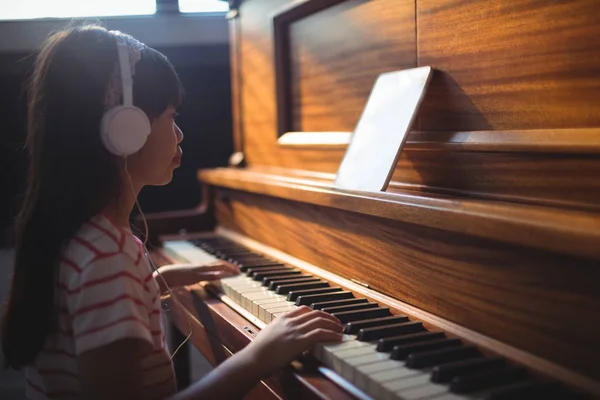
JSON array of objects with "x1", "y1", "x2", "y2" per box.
[{"x1": 101, "y1": 106, "x2": 151, "y2": 156}]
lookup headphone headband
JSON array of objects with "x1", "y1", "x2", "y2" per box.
[
  {"x1": 100, "y1": 30, "x2": 151, "y2": 157},
  {"x1": 104, "y1": 30, "x2": 145, "y2": 110}
]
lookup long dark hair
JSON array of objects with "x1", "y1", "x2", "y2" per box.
[{"x1": 2, "y1": 25, "x2": 183, "y2": 369}]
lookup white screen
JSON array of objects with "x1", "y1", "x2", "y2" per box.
[{"x1": 334, "y1": 66, "x2": 432, "y2": 192}]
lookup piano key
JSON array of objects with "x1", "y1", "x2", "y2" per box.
[
  {"x1": 395, "y1": 381, "x2": 449, "y2": 400},
  {"x1": 337, "y1": 349, "x2": 391, "y2": 380},
  {"x1": 253, "y1": 269, "x2": 302, "y2": 281},
  {"x1": 275, "y1": 281, "x2": 330, "y2": 294},
  {"x1": 450, "y1": 366, "x2": 527, "y2": 393},
  {"x1": 251, "y1": 294, "x2": 289, "y2": 315},
  {"x1": 242, "y1": 290, "x2": 280, "y2": 310},
  {"x1": 265, "y1": 275, "x2": 317, "y2": 288},
  {"x1": 345, "y1": 315, "x2": 410, "y2": 335},
  {"x1": 332, "y1": 307, "x2": 392, "y2": 324},
  {"x1": 318, "y1": 336, "x2": 369, "y2": 364},
  {"x1": 296, "y1": 290, "x2": 354, "y2": 306},
  {"x1": 406, "y1": 345, "x2": 481, "y2": 369},
  {"x1": 373, "y1": 369, "x2": 431, "y2": 400},
  {"x1": 432, "y1": 357, "x2": 505, "y2": 383},
  {"x1": 391, "y1": 338, "x2": 463, "y2": 360},
  {"x1": 377, "y1": 330, "x2": 445, "y2": 352},
  {"x1": 267, "y1": 305, "x2": 297, "y2": 322},
  {"x1": 358, "y1": 321, "x2": 424, "y2": 342},
  {"x1": 287, "y1": 287, "x2": 343, "y2": 302},
  {"x1": 245, "y1": 265, "x2": 292, "y2": 277},
  {"x1": 311, "y1": 297, "x2": 369, "y2": 310},
  {"x1": 353, "y1": 359, "x2": 404, "y2": 391},
  {"x1": 258, "y1": 298, "x2": 295, "y2": 321},
  {"x1": 237, "y1": 261, "x2": 284, "y2": 271},
  {"x1": 163, "y1": 240, "x2": 219, "y2": 264},
  {"x1": 321, "y1": 302, "x2": 379, "y2": 314}
]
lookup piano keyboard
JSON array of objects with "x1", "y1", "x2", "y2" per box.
[{"x1": 164, "y1": 237, "x2": 577, "y2": 400}]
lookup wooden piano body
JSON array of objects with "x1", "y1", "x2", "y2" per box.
[{"x1": 147, "y1": 0, "x2": 600, "y2": 398}]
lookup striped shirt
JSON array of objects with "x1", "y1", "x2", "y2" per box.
[{"x1": 24, "y1": 214, "x2": 176, "y2": 399}]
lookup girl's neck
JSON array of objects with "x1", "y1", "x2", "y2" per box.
[{"x1": 103, "y1": 176, "x2": 141, "y2": 227}]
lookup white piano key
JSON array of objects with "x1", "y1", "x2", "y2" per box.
[
  {"x1": 368, "y1": 367, "x2": 422, "y2": 399},
  {"x1": 337, "y1": 351, "x2": 390, "y2": 381},
  {"x1": 321, "y1": 338, "x2": 370, "y2": 365},
  {"x1": 267, "y1": 305, "x2": 297, "y2": 321},
  {"x1": 242, "y1": 290, "x2": 277, "y2": 310},
  {"x1": 163, "y1": 240, "x2": 218, "y2": 264},
  {"x1": 397, "y1": 381, "x2": 449, "y2": 400},
  {"x1": 380, "y1": 373, "x2": 431, "y2": 400},
  {"x1": 354, "y1": 359, "x2": 405, "y2": 391},
  {"x1": 312, "y1": 334, "x2": 356, "y2": 361},
  {"x1": 255, "y1": 297, "x2": 290, "y2": 319}
]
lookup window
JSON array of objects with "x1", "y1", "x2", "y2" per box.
[
  {"x1": 0, "y1": 0, "x2": 156, "y2": 20},
  {"x1": 178, "y1": 0, "x2": 229, "y2": 13}
]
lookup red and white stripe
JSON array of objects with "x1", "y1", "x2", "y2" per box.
[{"x1": 25, "y1": 214, "x2": 176, "y2": 399}]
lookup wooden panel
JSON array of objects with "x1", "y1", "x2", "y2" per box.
[
  {"x1": 235, "y1": 0, "x2": 600, "y2": 211},
  {"x1": 391, "y1": 149, "x2": 600, "y2": 212},
  {"x1": 199, "y1": 167, "x2": 600, "y2": 259},
  {"x1": 417, "y1": 0, "x2": 600, "y2": 131},
  {"x1": 287, "y1": 0, "x2": 416, "y2": 133},
  {"x1": 213, "y1": 189, "x2": 600, "y2": 383}
]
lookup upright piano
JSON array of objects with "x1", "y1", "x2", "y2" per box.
[{"x1": 145, "y1": 0, "x2": 600, "y2": 398}]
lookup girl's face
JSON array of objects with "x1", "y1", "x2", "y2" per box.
[{"x1": 126, "y1": 106, "x2": 183, "y2": 188}]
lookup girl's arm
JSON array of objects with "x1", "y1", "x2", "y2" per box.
[
  {"x1": 153, "y1": 262, "x2": 239, "y2": 292},
  {"x1": 78, "y1": 338, "x2": 151, "y2": 400},
  {"x1": 171, "y1": 306, "x2": 343, "y2": 400}
]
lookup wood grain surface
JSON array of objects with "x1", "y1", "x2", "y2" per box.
[
  {"x1": 229, "y1": 0, "x2": 600, "y2": 211},
  {"x1": 210, "y1": 188, "x2": 600, "y2": 385}
]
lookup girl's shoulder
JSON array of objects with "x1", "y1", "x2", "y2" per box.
[{"x1": 61, "y1": 214, "x2": 146, "y2": 278}]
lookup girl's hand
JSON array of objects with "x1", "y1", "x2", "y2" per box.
[
  {"x1": 242, "y1": 306, "x2": 343, "y2": 376},
  {"x1": 154, "y1": 262, "x2": 240, "y2": 288}
]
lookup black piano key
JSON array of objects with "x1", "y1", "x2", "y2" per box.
[
  {"x1": 432, "y1": 357, "x2": 505, "y2": 383},
  {"x1": 275, "y1": 281, "x2": 329, "y2": 295},
  {"x1": 392, "y1": 337, "x2": 463, "y2": 360},
  {"x1": 246, "y1": 266, "x2": 291, "y2": 277},
  {"x1": 377, "y1": 331, "x2": 445, "y2": 352},
  {"x1": 311, "y1": 298, "x2": 369, "y2": 310},
  {"x1": 216, "y1": 250, "x2": 259, "y2": 258},
  {"x1": 321, "y1": 302, "x2": 379, "y2": 314},
  {"x1": 485, "y1": 381, "x2": 573, "y2": 400},
  {"x1": 450, "y1": 366, "x2": 527, "y2": 393},
  {"x1": 237, "y1": 261, "x2": 284, "y2": 272},
  {"x1": 287, "y1": 287, "x2": 342, "y2": 302},
  {"x1": 295, "y1": 291, "x2": 354, "y2": 306},
  {"x1": 344, "y1": 315, "x2": 410, "y2": 335},
  {"x1": 406, "y1": 345, "x2": 480, "y2": 369},
  {"x1": 265, "y1": 275, "x2": 317, "y2": 288},
  {"x1": 228, "y1": 256, "x2": 273, "y2": 264},
  {"x1": 332, "y1": 307, "x2": 392, "y2": 324},
  {"x1": 253, "y1": 269, "x2": 301, "y2": 281},
  {"x1": 358, "y1": 321, "x2": 424, "y2": 342}
]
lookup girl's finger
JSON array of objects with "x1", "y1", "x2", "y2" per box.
[
  {"x1": 292, "y1": 309, "x2": 342, "y2": 327},
  {"x1": 300, "y1": 328, "x2": 343, "y2": 346},
  {"x1": 283, "y1": 305, "x2": 313, "y2": 318},
  {"x1": 297, "y1": 317, "x2": 343, "y2": 335}
]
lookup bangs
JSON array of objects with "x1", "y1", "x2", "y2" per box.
[{"x1": 132, "y1": 47, "x2": 184, "y2": 120}]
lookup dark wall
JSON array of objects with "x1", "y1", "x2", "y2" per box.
[{"x1": 0, "y1": 43, "x2": 233, "y2": 246}]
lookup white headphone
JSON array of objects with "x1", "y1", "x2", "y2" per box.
[{"x1": 100, "y1": 33, "x2": 151, "y2": 156}]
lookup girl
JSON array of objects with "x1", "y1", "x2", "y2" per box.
[{"x1": 1, "y1": 25, "x2": 342, "y2": 399}]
